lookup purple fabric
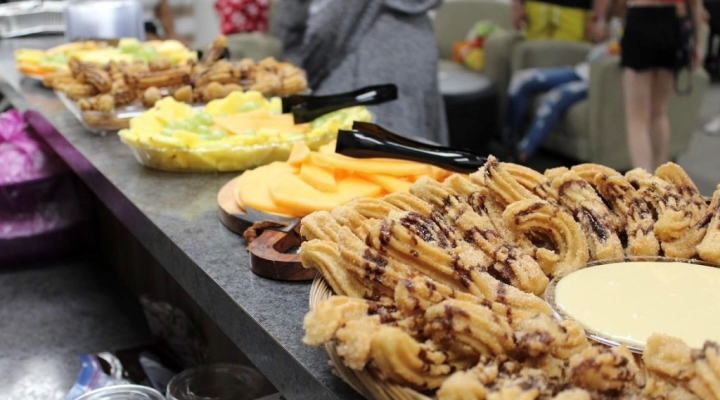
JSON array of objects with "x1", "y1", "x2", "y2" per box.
[{"x1": 0, "y1": 109, "x2": 66, "y2": 185}]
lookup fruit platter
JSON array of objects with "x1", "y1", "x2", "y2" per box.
[{"x1": 119, "y1": 91, "x2": 372, "y2": 172}]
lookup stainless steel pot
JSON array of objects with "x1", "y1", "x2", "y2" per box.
[{"x1": 65, "y1": 0, "x2": 145, "y2": 41}]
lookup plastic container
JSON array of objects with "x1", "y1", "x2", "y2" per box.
[
  {"x1": 166, "y1": 364, "x2": 267, "y2": 400},
  {"x1": 56, "y1": 90, "x2": 145, "y2": 134},
  {"x1": 120, "y1": 131, "x2": 336, "y2": 172},
  {"x1": 76, "y1": 385, "x2": 165, "y2": 400},
  {"x1": 0, "y1": 1, "x2": 65, "y2": 39}
]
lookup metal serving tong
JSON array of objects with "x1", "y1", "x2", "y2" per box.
[
  {"x1": 336, "y1": 121, "x2": 488, "y2": 173},
  {"x1": 282, "y1": 84, "x2": 398, "y2": 124}
]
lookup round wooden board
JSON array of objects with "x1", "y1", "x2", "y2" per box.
[
  {"x1": 217, "y1": 174, "x2": 314, "y2": 281},
  {"x1": 217, "y1": 175, "x2": 253, "y2": 235}
]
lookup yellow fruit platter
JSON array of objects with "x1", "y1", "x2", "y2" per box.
[{"x1": 118, "y1": 91, "x2": 372, "y2": 172}]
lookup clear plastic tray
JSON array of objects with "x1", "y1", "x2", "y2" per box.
[
  {"x1": 56, "y1": 90, "x2": 131, "y2": 133},
  {"x1": 544, "y1": 256, "x2": 720, "y2": 353},
  {"x1": 120, "y1": 131, "x2": 336, "y2": 172},
  {"x1": 57, "y1": 90, "x2": 202, "y2": 134}
]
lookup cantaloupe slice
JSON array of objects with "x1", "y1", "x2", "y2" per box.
[
  {"x1": 333, "y1": 176, "x2": 384, "y2": 204},
  {"x1": 357, "y1": 173, "x2": 412, "y2": 193},
  {"x1": 236, "y1": 162, "x2": 302, "y2": 217},
  {"x1": 214, "y1": 113, "x2": 310, "y2": 136},
  {"x1": 430, "y1": 166, "x2": 453, "y2": 181},
  {"x1": 287, "y1": 142, "x2": 311, "y2": 166},
  {"x1": 268, "y1": 173, "x2": 341, "y2": 214},
  {"x1": 269, "y1": 173, "x2": 381, "y2": 214},
  {"x1": 309, "y1": 153, "x2": 431, "y2": 176},
  {"x1": 299, "y1": 163, "x2": 337, "y2": 192},
  {"x1": 318, "y1": 140, "x2": 336, "y2": 154}
]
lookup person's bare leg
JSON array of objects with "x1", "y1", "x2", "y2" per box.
[
  {"x1": 623, "y1": 69, "x2": 654, "y2": 171},
  {"x1": 649, "y1": 68, "x2": 674, "y2": 170}
]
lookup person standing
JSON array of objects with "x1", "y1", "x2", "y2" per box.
[
  {"x1": 594, "y1": 0, "x2": 704, "y2": 171},
  {"x1": 274, "y1": 0, "x2": 449, "y2": 145},
  {"x1": 140, "y1": 0, "x2": 184, "y2": 43}
]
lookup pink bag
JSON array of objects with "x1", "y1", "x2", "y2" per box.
[{"x1": 0, "y1": 110, "x2": 91, "y2": 265}]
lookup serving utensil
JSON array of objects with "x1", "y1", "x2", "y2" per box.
[
  {"x1": 336, "y1": 121, "x2": 487, "y2": 173},
  {"x1": 282, "y1": 84, "x2": 398, "y2": 124}
]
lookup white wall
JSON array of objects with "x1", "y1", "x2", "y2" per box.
[{"x1": 190, "y1": 0, "x2": 221, "y2": 48}]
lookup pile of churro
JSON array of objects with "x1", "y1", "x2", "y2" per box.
[
  {"x1": 300, "y1": 156, "x2": 720, "y2": 400},
  {"x1": 41, "y1": 35, "x2": 307, "y2": 114}
]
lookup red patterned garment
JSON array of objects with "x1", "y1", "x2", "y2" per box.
[{"x1": 214, "y1": 0, "x2": 270, "y2": 34}]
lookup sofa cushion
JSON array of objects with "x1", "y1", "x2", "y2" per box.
[
  {"x1": 522, "y1": 98, "x2": 590, "y2": 161},
  {"x1": 438, "y1": 60, "x2": 495, "y2": 97}
]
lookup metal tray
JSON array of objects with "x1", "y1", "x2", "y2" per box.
[{"x1": 0, "y1": 1, "x2": 65, "y2": 39}]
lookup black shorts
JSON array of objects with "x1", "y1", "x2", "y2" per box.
[{"x1": 620, "y1": 6, "x2": 681, "y2": 71}]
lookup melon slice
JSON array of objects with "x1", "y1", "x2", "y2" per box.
[
  {"x1": 269, "y1": 174, "x2": 381, "y2": 214},
  {"x1": 236, "y1": 162, "x2": 302, "y2": 217},
  {"x1": 268, "y1": 173, "x2": 340, "y2": 214},
  {"x1": 357, "y1": 173, "x2": 412, "y2": 193},
  {"x1": 299, "y1": 163, "x2": 337, "y2": 192},
  {"x1": 333, "y1": 176, "x2": 384, "y2": 204},
  {"x1": 287, "y1": 142, "x2": 311, "y2": 166},
  {"x1": 309, "y1": 153, "x2": 431, "y2": 176},
  {"x1": 214, "y1": 113, "x2": 310, "y2": 136}
]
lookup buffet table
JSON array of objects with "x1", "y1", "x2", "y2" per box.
[{"x1": 0, "y1": 38, "x2": 362, "y2": 400}]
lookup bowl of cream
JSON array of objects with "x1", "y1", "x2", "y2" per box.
[{"x1": 544, "y1": 257, "x2": 720, "y2": 352}]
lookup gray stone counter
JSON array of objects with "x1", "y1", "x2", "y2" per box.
[{"x1": 0, "y1": 37, "x2": 362, "y2": 400}]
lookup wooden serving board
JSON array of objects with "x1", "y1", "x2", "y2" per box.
[
  {"x1": 217, "y1": 176, "x2": 315, "y2": 281},
  {"x1": 217, "y1": 175, "x2": 253, "y2": 235}
]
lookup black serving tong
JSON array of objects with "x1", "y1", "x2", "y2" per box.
[
  {"x1": 335, "y1": 122, "x2": 488, "y2": 173},
  {"x1": 282, "y1": 84, "x2": 398, "y2": 124}
]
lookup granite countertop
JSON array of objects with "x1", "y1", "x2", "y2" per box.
[{"x1": 0, "y1": 37, "x2": 362, "y2": 400}]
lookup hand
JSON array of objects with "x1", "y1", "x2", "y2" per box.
[
  {"x1": 512, "y1": 1, "x2": 527, "y2": 30},
  {"x1": 587, "y1": 19, "x2": 609, "y2": 43}
]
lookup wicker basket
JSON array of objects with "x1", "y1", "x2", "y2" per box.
[{"x1": 309, "y1": 275, "x2": 434, "y2": 400}]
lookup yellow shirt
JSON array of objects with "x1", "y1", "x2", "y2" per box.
[{"x1": 525, "y1": 0, "x2": 591, "y2": 42}]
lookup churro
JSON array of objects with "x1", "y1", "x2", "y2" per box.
[
  {"x1": 550, "y1": 171, "x2": 624, "y2": 261},
  {"x1": 503, "y1": 199, "x2": 589, "y2": 277}
]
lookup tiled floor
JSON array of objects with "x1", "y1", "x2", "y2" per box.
[{"x1": 0, "y1": 254, "x2": 153, "y2": 400}]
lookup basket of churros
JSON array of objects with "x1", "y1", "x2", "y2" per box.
[{"x1": 300, "y1": 154, "x2": 720, "y2": 400}]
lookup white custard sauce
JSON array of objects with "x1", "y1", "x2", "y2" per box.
[{"x1": 554, "y1": 261, "x2": 720, "y2": 349}]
